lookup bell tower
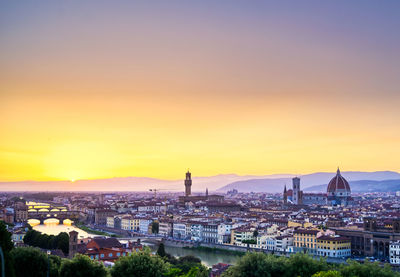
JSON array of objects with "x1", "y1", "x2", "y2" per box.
[
  {"x1": 292, "y1": 177, "x2": 301, "y2": 205},
  {"x1": 69, "y1": 230, "x2": 78, "y2": 258},
  {"x1": 185, "y1": 171, "x2": 192, "y2": 196}
]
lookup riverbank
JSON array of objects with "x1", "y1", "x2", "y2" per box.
[
  {"x1": 75, "y1": 223, "x2": 119, "y2": 237},
  {"x1": 184, "y1": 245, "x2": 246, "y2": 256}
]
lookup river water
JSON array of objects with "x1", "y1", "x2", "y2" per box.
[
  {"x1": 29, "y1": 219, "x2": 93, "y2": 239},
  {"x1": 29, "y1": 218, "x2": 240, "y2": 267},
  {"x1": 147, "y1": 244, "x2": 241, "y2": 267}
]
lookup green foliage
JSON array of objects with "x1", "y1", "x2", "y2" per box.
[
  {"x1": 23, "y1": 229, "x2": 69, "y2": 255},
  {"x1": 312, "y1": 270, "x2": 342, "y2": 277},
  {"x1": 223, "y1": 253, "x2": 400, "y2": 277},
  {"x1": 284, "y1": 253, "x2": 329, "y2": 277},
  {"x1": 157, "y1": 242, "x2": 166, "y2": 257},
  {"x1": 60, "y1": 254, "x2": 108, "y2": 277},
  {"x1": 110, "y1": 249, "x2": 169, "y2": 277},
  {"x1": 0, "y1": 221, "x2": 13, "y2": 254},
  {"x1": 253, "y1": 230, "x2": 259, "y2": 238},
  {"x1": 0, "y1": 220, "x2": 15, "y2": 277},
  {"x1": 10, "y1": 247, "x2": 59, "y2": 277},
  {"x1": 166, "y1": 265, "x2": 209, "y2": 277},
  {"x1": 171, "y1": 255, "x2": 208, "y2": 276},
  {"x1": 339, "y1": 260, "x2": 400, "y2": 277},
  {"x1": 76, "y1": 222, "x2": 116, "y2": 236},
  {"x1": 222, "y1": 252, "x2": 288, "y2": 277},
  {"x1": 151, "y1": 221, "x2": 159, "y2": 234},
  {"x1": 241, "y1": 239, "x2": 257, "y2": 244}
]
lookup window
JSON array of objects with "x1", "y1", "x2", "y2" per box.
[
  {"x1": 109, "y1": 253, "x2": 113, "y2": 257},
  {"x1": 100, "y1": 254, "x2": 104, "y2": 258}
]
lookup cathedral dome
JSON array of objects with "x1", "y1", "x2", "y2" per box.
[{"x1": 327, "y1": 168, "x2": 351, "y2": 193}]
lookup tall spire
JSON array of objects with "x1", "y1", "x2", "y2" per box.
[
  {"x1": 284, "y1": 184, "x2": 287, "y2": 193},
  {"x1": 337, "y1": 167, "x2": 341, "y2": 175}
]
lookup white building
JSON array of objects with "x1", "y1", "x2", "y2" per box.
[
  {"x1": 265, "y1": 237, "x2": 276, "y2": 251},
  {"x1": 173, "y1": 222, "x2": 187, "y2": 239},
  {"x1": 159, "y1": 221, "x2": 173, "y2": 237},
  {"x1": 275, "y1": 235, "x2": 293, "y2": 253},
  {"x1": 218, "y1": 223, "x2": 233, "y2": 244},
  {"x1": 390, "y1": 241, "x2": 400, "y2": 265},
  {"x1": 191, "y1": 223, "x2": 204, "y2": 242},
  {"x1": 203, "y1": 223, "x2": 218, "y2": 244},
  {"x1": 139, "y1": 218, "x2": 153, "y2": 234}
]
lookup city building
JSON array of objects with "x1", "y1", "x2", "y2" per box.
[
  {"x1": 333, "y1": 217, "x2": 400, "y2": 260},
  {"x1": 179, "y1": 171, "x2": 225, "y2": 204},
  {"x1": 316, "y1": 236, "x2": 351, "y2": 258},
  {"x1": 283, "y1": 168, "x2": 352, "y2": 206},
  {"x1": 95, "y1": 209, "x2": 117, "y2": 226},
  {"x1": 85, "y1": 237, "x2": 130, "y2": 262},
  {"x1": 14, "y1": 202, "x2": 28, "y2": 223},
  {"x1": 293, "y1": 229, "x2": 319, "y2": 254},
  {"x1": 327, "y1": 168, "x2": 352, "y2": 206},
  {"x1": 173, "y1": 222, "x2": 187, "y2": 239},
  {"x1": 390, "y1": 241, "x2": 400, "y2": 265}
]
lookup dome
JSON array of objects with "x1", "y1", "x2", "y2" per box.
[{"x1": 327, "y1": 168, "x2": 350, "y2": 193}]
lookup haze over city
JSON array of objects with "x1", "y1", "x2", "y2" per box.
[{"x1": 1, "y1": 1, "x2": 400, "y2": 187}]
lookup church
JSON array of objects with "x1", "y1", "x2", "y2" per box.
[{"x1": 283, "y1": 168, "x2": 352, "y2": 206}]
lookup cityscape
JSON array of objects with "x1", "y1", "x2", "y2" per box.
[
  {"x1": 2, "y1": 169, "x2": 400, "y2": 276},
  {"x1": 1, "y1": 1, "x2": 400, "y2": 277}
]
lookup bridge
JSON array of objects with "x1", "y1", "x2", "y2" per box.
[{"x1": 28, "y1": 209, "x2": 81, "y2": 224}]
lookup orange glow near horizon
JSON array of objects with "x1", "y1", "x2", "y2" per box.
[{"x1": 1, "y1": 1, "x2": 400, "y2": 183}]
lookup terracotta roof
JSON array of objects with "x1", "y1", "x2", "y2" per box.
[
  {"x1": 92, "y1": 237, "x2": 122, "y2": 248},
  {"x1": 327, "y1": 168, "x2": 351, "y2": 192}
]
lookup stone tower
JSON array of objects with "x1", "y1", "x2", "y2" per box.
[
  {"x1": 69, "y1": 230, "x2": 78, "y2": 258},
  {"x1": 283, "y1": 185, "x2": 287, "y2": 205},
  {"x1": 185, "y1": 171, "x2": 192, "y2": 196},
  {"x1": 292, "y1": 177, "x2": 301, "y2": 205}
]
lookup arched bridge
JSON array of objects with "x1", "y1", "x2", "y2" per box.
[{"x1": 28, "y1": 209, "x2": 80, "y2": 224}]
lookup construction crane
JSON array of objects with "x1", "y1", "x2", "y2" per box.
[{"x1": 149, "y1": 188, "x2": 177, "y2": 199}]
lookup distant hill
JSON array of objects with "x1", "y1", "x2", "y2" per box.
[
  {"x1": 217, "y1": 171, "x2": 400, "y2": 193},
  {"x1": 0, "y1": 173, "x2": 294, "y2": 192},
  {"x1": 2, "y1": 171, "x2": 399, "y2": 192},
  {"x1": 305, "y1": 179, "x2": 400, "y2": 193}
]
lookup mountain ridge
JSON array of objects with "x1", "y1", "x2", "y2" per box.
[{"x1": 1, "y1": 171, "x2": 399, "y2": 192}]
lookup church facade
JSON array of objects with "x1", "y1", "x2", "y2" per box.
[{"x1": 283, "y1": 168, "x2": 351, "y2": 206}]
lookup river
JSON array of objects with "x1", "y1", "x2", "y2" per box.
[
  {"x1": 146, "y1": 244, "x2": 241, "y2": 267},
  {"x1": 28, "y1": 201, "x2": 240, "y2": 267},
  {"x1": 29, "y1": 221, "x2": 241, "y2": 267},
  {"x1": 29, "y1": 219, "x2": 93, "y2": 239}
]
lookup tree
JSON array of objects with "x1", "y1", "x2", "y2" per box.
[
  {"x1": 60, "y1": 254, "x2": 108, "y2": 277},
  {"x1": 0, "y1": 220, "x2": 15, "y2": 277},
  {"x1": 24, "y1": 229, "x2": 69, "y2": 255},
  {"x1": 151, "y1": 221, "x2": 159, "y2": 234},
  {"x1": 339, "y1": 260, "x2": 400, "y2": 277},
  {"x1": 110, "y1": 250, "x2": 169, "y2": 277},
  {"x1": 10, "y1": 247, "x2": 60, "y2": 277},
  {"x1": 173, "y1": 256, "x2": 209, "y2": 277},
  {"x1": 253, "y1": 230, "x2": 259, "y2": 238},
  {"x1": 56, "y1": 232, "x2": 69, "y2": 255},
  {"x1": 284, "y1": 253, "x2": 329, "y2": 277},
  {"x1": 157, "y1": 242, "x2": 166, "y2": 257},
  {"x1": 222, "y1": 252, "x2": 287, "y2": 277},
  {"x1": 312, "y1": 271, "x2": 342, "y2": 277},
  {"x1": 0, "y1": 221, "x2": 13, "y2": 253}
]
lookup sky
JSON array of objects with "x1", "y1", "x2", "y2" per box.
[{"x1": 1, "y1": 1, "x2": 400, "y2": 182}]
